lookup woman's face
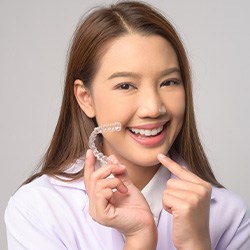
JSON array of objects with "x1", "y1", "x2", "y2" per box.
[{"x1": 86, "y1": 34, "x2": 185, "y2": 168}]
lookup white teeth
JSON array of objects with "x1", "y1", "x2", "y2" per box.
[{"x1": 130, "y1": 126, "x2": 164, "y2": 136}]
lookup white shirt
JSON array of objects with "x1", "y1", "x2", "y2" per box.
[
  {"x1": 5, "y1": 157, "x2": 250, "y2": 249},
  {"x1": 141, "y1": 165, "x2": 170, "y2": 225}
]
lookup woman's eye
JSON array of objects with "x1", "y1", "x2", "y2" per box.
[
  {"x1": 160, "y1": 79, "x2": 181, "y2": 87},
  {"x1": 116, "y1": 83, "x2": 135, "y2": 90}
]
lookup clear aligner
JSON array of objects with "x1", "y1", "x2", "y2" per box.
[{"x1": 88, "y1": 122, "x2": 121, "y2": 165}]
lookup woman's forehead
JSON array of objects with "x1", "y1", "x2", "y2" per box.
[{"x1": 95, "y1": 34, "x2": 179, "y2": 77}]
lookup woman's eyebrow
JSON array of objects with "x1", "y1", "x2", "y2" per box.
[
  {"x1": 107, "y1": 71, "x2": 140, "y2": 80},
  {"x1": 159, "y1": 67, "x2": 180, "y2": 77},
  {"x1": 107, "y1": 67, "x2": 180, "y2": 80}
]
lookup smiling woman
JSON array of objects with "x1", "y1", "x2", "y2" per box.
[
  {"x1": 4, "y1": 1, "x2": 250, "y2": 250},
  {"x1": 74, "y1": 34, "x2": 186, "y2": 179}
]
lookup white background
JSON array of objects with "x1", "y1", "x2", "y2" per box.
[{"x1": 1, "y1": 0, "x2": 250, "y2": 248}]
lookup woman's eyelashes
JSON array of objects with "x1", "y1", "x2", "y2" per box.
[
  {"x1": 115, "y1": 82, "x2": 137, "y2": 90},
  {"x1": 113, "y1": 78, "x2": 181, "y2": 90},
  {"x1": 160, "y1": 78, "x2": 181, "y2": 87}
]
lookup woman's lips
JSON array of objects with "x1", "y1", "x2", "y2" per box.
[
  {"x1": 128, "y1": 121, "x2": 167, "y2": 130},
  {"x1": 129, "y1": 125, "x2": 164, "y2": 136},
  {"x1": 128, "y1": 122, "x2": 169, "y2": 146}
]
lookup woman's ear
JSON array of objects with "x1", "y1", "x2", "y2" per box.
[{"x1": 74, "y1": 79, "x2": 95, "y2": 118}]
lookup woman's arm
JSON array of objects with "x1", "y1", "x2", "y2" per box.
[{"x1": 124, "y1": 225, "x2": 157, "y2": 250}]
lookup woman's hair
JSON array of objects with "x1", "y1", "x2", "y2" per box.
[{"x1": 24, "y1": 1, "x2": 223, "y2": 187}]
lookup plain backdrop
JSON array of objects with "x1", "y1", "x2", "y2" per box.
[{"x1": 1, "y1": 0, "x2": 250, "y2": 248}]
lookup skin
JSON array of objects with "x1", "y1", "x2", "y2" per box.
[
  {"x1": 84, "y1": 151, "x2": 157, "y2": 249},
  {"x1": 158, "y1": 154, "x2": 212, "y2": 250},
  {"x1": 75, "y1": 34, "x2": 185, "y2": 189},
  {"x1": 75, "y1": 34, "x2": 212, "y2": 249}
]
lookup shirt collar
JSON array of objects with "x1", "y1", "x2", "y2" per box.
[
  {"x1": 49, "y1": 155, "x2": 215, "y2": 201},
  {"x1": 49, "y1": 157, "x2": 85, "y2": 190},
  {"x1": 141, "y1": 165, "x2": 171, "y2": 225}
]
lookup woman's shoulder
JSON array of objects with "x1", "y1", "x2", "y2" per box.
[
  {"x1": 4, "y1": 160, "x2": 99, "y2": 249},
  {"x1": 6, "y1": 159, "x2": 87, "y2": 218},
  {"x1": 210, "y1": 186, "x2": 249, "y2": 221},
  {"x1": 5, "y1": 164, "x2": 88, "y2": 240},
  {"x1": 210, "y1": 187, "x2": 250, "y2": 249},
  {"x1": 211, "y1": 186, "x2": 249, "y2": 210},
  {"x1": 10, "y1": 173, "x2": 85, "y2": 201}
]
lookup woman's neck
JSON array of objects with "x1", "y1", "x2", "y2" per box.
[{"x1": 124, "y1": 162, "x2": 161, "y2": 190}]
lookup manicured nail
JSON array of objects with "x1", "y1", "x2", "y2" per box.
[
  {"x1": 118, "y1": 164, "x2": 126, "y2": 170},
  {"x1": 86, "y1": 149, "x2": 91, "y2": 159},
  {"x1": 157, "y1": 153, "x2": 166, "y2": 160},
  {"x1": 108, "y1": 155, "x2": 118, "y2": 164}
]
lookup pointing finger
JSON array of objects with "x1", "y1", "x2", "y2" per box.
[{"x1": 157, "y1": 153, "x2": 203, "y2": 184}]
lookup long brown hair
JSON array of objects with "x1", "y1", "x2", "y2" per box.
[{"x1": 24, "y1": 1, "x2": 223, "y2": 187}]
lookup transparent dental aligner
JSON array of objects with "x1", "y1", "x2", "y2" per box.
[{"x1": 88, "y1": 122, "x2": 121, "y2": 165}]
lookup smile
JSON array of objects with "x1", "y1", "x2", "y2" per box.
[
  {"x1": 129, "y1": 126, "x2": 164, "y2": 137},
  {"x1": 127, "y1": 122, "x2": 168, "y2": 146}
]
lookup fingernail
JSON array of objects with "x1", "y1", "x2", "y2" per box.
[
  {"x1": 108, "y1": 155, "x2": 118, "y2": 164},
  {"x1": 86, "y1": 149, "x2": 91, "y2": 159},
  {"x1": 118, "y1": 164, "x2": 126, "y2": 170},
  {"x1": 157, "y1": 153, "x2": 166, "y2": 160}
]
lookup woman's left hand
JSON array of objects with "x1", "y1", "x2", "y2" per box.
[{"x1": 157, "y1": 154, "x2": 212, "y2": 250}]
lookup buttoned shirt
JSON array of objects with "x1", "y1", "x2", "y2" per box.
[{"x1": 5, "y1": 157, "x2": 250, "y2": 249}]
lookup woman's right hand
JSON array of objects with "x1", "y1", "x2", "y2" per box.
[{"x1": 84, "y1": 149, "x2": 157, "y2": 249}]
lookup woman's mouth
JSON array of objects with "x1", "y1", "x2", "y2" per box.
[
  {"x1": 129, "y1": 126, "x2": 164, "y2": 137},
  {"x1": 128, "y1": 122, "x2": 168, "y2": 146}
]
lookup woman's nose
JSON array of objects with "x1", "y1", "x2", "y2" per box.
[{"x1": 137, "y1": 90, "x2": 166, "y2": 118}]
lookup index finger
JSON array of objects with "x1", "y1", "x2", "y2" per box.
[
  {"x1": 157, "y1": 153, "x2": 204, "y2": 184},
  {"x1": 84, "y1": 149, "x2": 96, "y2": 188}
]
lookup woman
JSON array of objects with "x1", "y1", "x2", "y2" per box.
[{"x1": 5, "y1": 1, "x2": 250, "y2": 249}]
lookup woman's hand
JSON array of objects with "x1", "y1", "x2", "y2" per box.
[
  {"x1": 157, "y1": 154, "x2": 212, "y2": 250},
  {"x1": 84, "y1": 149, "x2": 157, "y2": 249}
]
